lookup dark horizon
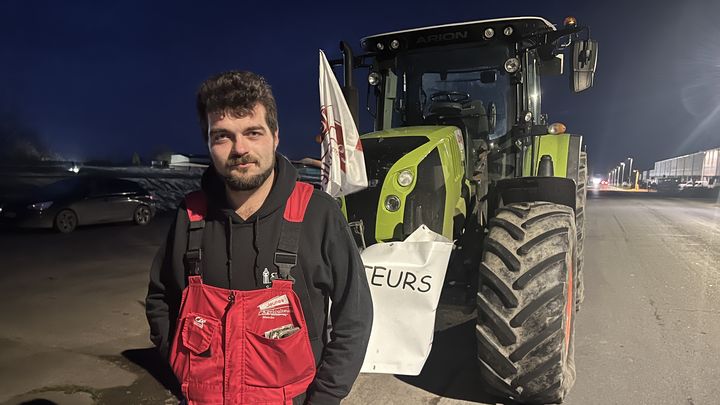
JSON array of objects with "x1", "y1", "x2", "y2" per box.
[{"x1": 2, "y1": 0, "x2": 719, "y2": 175}]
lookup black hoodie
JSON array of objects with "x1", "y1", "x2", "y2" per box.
[{"x1": 145, "y1": 154, "x2": 373, "y2": 404}]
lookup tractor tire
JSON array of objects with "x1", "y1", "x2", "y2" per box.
[
  {"x1": 575, "y1": 152, "x2": 587, "y2": 311},
  {"x1": 476, "y1": 202, "x2": 577, "y2": 404}
]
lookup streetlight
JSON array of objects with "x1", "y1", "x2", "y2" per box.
[
  {"x1": 620, "y1": 162, "x2": 626, "y2": 187},
  {"x1": 615, "y1": 166, "x2": 620, "y2": 186}
]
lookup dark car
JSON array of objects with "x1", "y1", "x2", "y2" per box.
[
  {"x1": 0, "y1": 176, "x2": 156, "y2": 233},
  {"x1": 291, "y1": 160, "x2": 322, "y2": 189}
]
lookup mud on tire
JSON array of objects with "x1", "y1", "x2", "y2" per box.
[
  {"x1": 575, "y1": 152, "x2": 587, "y2": 311},
  {"x1": 476, "y1": 202, "x2": 577, "y2": 404}
]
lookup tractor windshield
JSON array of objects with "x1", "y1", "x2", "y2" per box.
[{"x1": 379, "y1": 43, "x2": 513, "y2": 140}]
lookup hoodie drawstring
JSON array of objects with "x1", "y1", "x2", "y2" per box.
[
  {"x1": 226, "y1": 215, "x2": 233, "y2": 291},
  {"x1": 253, "y1": 216, "x2": 263, "y2": 287}
]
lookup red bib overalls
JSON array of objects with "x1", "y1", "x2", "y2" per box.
[{"x1": 169, "y1": 182, "x2": 317, "y2": 404}]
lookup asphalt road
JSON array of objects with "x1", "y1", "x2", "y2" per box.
[{"x1": 0, "y1": 191, "x2": 718, "y2": 405}]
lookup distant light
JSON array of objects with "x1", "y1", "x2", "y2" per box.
[
  {"x1": 504, "y1": 57, "x2": 520, "y2": 73},
  {"x1": 503, "y1": 26, "x2": 514, "y2": 36},
  {"x1": 564, "y1": 16, "x2": 577, "y2": 27},
  {"x1": 390, "y1": 39, "x2": 400, "y2": 50},
  {"x1": 484, "y1": 28, "x2": 495, "y2": 39}
]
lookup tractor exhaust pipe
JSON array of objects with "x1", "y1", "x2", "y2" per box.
[
  {"x1": 538, "y1": 155, "x2": 555, "y2": 177},
  {"x1": 340, "y1": 41, "x2": 360, "y2": 127}
]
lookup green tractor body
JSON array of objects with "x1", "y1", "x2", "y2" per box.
[
  {"x1": 331, "y1": 16, "x2": 597, "y2": 404},
  {"x1": 345, "y1": 126, "x2": 466, "y2": 244}
]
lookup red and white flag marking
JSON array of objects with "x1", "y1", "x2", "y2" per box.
[{"x1": 319, "y1": 50, "x2": 367, "y2": 197}]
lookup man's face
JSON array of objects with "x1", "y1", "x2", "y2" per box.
[{"x1": 207, "y1": 103, "x2": 278, "y2": 191}]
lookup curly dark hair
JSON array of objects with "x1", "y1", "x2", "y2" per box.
[{"x1": 196, "y1": 71, "x2": 278, "y2": 140}]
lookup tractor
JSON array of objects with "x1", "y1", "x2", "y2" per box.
[{"x1": 329, "y1": 16, "x2": 597, "y2": 404}]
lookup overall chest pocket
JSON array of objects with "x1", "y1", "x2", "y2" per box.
[{"x1": 180, "y1": 313, "x2": 224, "y2": 384}]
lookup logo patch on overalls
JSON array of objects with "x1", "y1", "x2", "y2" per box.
[
  {"x1": 193, "y1": 316, "x2": 207, "y2": 329},
  {"x1": 258, "y1": 294, "x2": 290, "y2": 318}
]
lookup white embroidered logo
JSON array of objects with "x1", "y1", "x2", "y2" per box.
[{"x1": 193, "y1": 316, "x2": 207, "y2": 329}]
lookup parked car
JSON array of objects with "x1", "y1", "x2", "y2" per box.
[
  {"x1": 291, "y1": 159, "x2": 322, "y2": 189},
  {"x1": 0, "y1": 176, "x2": 156, "y2": 233},
  {"x1": 678, "y1": 180, "x2": 707, "y2": 190}
]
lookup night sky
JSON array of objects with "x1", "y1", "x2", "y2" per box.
[{"x1": 2, "y1": 0, "x2": 719, "y2": 176}]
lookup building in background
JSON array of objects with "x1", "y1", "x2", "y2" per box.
[{"x1": 648, "y1": 147, "x2": 720, "y2": 188}]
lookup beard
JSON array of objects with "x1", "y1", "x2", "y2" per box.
[{"x1": 223, "y1": 153, "x2": 275, "y2": 191}]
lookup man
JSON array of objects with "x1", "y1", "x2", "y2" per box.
[{"x1": 146, "y1": 71, "x2": 373, "y2": 404}]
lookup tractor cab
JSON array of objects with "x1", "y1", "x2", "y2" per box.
[
  {"x1": 335, "y1": 17, "x2": 597, "y2": 246},
  {"x1": 353, "y1": 16, "x2": 597, "y2": 180}
]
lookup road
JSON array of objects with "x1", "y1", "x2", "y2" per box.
[{"x1": 0, "y1": 192, "x2": 718, "y2": 404}]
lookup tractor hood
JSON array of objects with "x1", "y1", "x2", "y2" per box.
[{"x1": 345, "y1": 125, "x2": 465, "y2": 245}]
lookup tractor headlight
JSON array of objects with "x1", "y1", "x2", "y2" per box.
[
  {"x1": 522, "y1": 110, "x2": 534, "y2": 123},
  {"x1": 397, "y1": 170, "x2": 414, "y2": 187},
  {"x1": 384, "y1": 195, "x2": 401, "y2": 212},
  {"x1": 504, "y1": 57, "x2": 520, "y2": 73},
  {"x1": 484, "y1": 28, "x2": 495, "y2": 39},
  {"x1": 368, "y1": 72, "x2": 381, "y2": 86},
  {"x1": 390, "y1": 39, "x2": 400, "y2": 49}
]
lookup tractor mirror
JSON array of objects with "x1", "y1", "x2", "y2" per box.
[
  {"x1": 480, "y1": 71, "x2": 497, "y2": 83},
  {"x1": 571, "y1": 39, "x2": 598, "y2": 92}
]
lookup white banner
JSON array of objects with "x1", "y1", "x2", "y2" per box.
[
  {"x1": 360, "y1": 225, "x2": 453, "y2": 375},
  {"x1": 318, "y1": 50, "x2": 368, "y2": 197}
]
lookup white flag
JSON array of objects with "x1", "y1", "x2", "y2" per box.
[{"x1": 319, "y1": 50, "x2": 368, "y2": 197}]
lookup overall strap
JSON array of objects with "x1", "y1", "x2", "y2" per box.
[
  {"x1": 274, "y1": 182, "x2": 314, "y2": 282},
  {"x1": 275, "y1": 182, "x2": 322, "y2": 341},
  {"x1": 184, "y1": 191, "x2": 207, "y2": 277}
]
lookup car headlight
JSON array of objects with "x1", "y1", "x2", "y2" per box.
[
  {"x1": 397, "y1": 170, "x2": 414, "y2": 187},
  {"x1": 28, "y1": 201, "x2": 53, "y2": 210},
  {"x1": 384, "y1": 195, "x2": 401, "y2": 212}
]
